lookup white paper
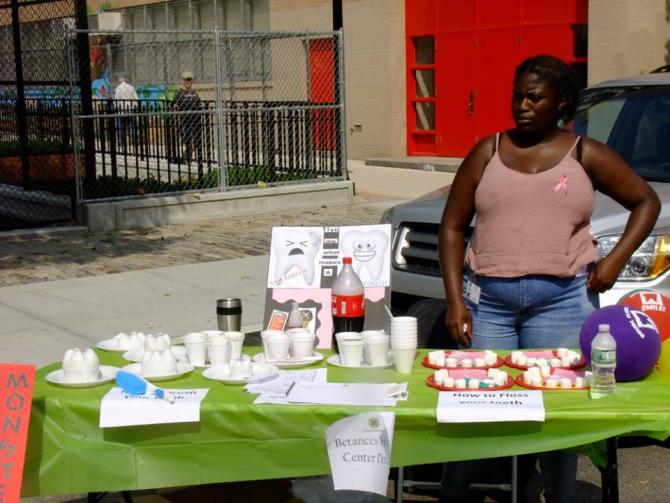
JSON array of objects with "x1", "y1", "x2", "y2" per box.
[
  {"x1": 248, "y1": 368, "x2": 327, "y2": 404},
  {"x1": 287, "y1": 382, "x2": 398, "y2": 407},
  {"x1": 436, "y1": 390, "x2": 545, "y2": 423},
  {"x1": 100, "y1": 387, "x2": 209, "y2": 428},
  {"x1": 327, "y1": 412, "x2": 395, "y2": 495}
]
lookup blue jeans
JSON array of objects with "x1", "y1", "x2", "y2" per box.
[
  {"x1": 442, "y1": 272, "x2": 598, "y2": 503},
  {"x1": 466, "y1": 271, "x2": 598, "y2": 350}
]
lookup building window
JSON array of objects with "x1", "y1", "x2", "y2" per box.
[{"x1": 109, "y1": 0, "x2": 270, "y2": 85}]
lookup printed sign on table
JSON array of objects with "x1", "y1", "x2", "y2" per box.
[
  {"x1": 326, "y1": 411, "x2": 395, "y2": 496},
  {"x1": 264, "y1": 224, "x2": 392, "y2": 347},
  {"x1": 0, "y1": 364, "x2": 36, "y2": 503},
  {"x1": 437, "y1": 390, "x2": 545, "y2": 423}
]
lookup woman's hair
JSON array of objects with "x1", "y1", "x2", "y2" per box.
[{"x1": 514, "y1": 55, "x2": 578, "y2": 122}]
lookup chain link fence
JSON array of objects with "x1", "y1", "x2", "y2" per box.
[
  {"x1": 0, "y1": 0, "x2": 83, "y2": 230},
  {"x1": 69, "y1": 29, "x2": 345, "y2": 202}
]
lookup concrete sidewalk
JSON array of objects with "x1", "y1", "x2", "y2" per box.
[
  {"x1": 1, "y1": 256, "x2": 269, "y2": 366},
  {"x1": 2, "y1": 161, "x2": 455, "y2": 365}
]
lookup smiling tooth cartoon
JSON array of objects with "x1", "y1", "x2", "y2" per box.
[
  {"x1": 340, "y1": 230, "x2": 389, "y2": 281},
  {"x1": 272, "y1": 229, "x2": 322, "y2": 285}
]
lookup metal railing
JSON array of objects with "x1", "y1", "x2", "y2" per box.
[{"x1": 68, "y1": 28, "x2": 346, "y2": 202}]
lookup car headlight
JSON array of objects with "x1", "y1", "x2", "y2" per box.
[{"x1": 596, "y1": 229, "x2": 670, "y2": 280}]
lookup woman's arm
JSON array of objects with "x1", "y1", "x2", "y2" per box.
[
  {"x1": 582, "y1": 137, "x2": 661, "y2": 293},
  {"x1": 438, "y1": 136, "x2": 494, "y2": 346}
]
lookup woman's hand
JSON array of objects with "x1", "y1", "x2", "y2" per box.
[
  {"x1": 446, "y1": 300, "x2": 473, "y2": 348},
  {"x1": 587, "y1": 257, "x2": 623, "y2": 294}
]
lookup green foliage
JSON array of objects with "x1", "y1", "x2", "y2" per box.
[
  {"x1": 94, "y1": 165, "x2": 317, "y2": 198},
  {"x1": 0, "y1": 140, "x2": 74, "y2": 157}
]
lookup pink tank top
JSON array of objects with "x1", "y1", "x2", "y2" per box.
[{"x1": 465, "y1": 133, "x2": 597, "y2": 278}]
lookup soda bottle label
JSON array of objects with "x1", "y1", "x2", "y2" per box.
[
  {"x1": 592, "y1": 348, "x2": 616, "y2": 365},
  {"x1": 332, "y1": 294, "x2": 365, "y2": 317}
]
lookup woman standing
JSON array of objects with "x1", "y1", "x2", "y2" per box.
[{"x1": 438, "y1": 55, "x2": 660, "y2": 502}]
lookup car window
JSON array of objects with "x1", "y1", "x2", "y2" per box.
[{"x1": 571, "y1": 86, "x2": 670, "y2": 182}]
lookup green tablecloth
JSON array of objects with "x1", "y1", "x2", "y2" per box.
[{"x1": 22, "y1": 348, "x2": 670, "y2": 497}]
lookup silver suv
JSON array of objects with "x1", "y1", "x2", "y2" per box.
[{"x1": 382, "y1": 73, "x2": 670, "y2": 344}]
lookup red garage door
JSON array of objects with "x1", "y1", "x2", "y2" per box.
[{"x1": 406, "y1": 0, "x2": 587, "y2": 157}]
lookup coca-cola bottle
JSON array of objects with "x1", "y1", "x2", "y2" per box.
[{"x1": 331, "y1": 256, "x2": 365, "y2": 353}]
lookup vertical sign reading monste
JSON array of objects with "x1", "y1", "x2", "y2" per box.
[{"x1": 0, "y1": 364, "x2": 36, "y2": 503}]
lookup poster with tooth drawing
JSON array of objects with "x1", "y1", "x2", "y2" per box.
[
  {"x1": 267, "y1": 225, "x2": 391, "y2": 289},
  {"x1": 264, "y1": 224, "x2": 392, "y2": 348}
]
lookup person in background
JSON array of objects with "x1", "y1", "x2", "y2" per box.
[
  {"x1": 438, "y1": 55, "x2": 660, "y2": 502},
  {"x1": 113, "y1": 76, "x2": 138, "y2": 148},
  {"x1": 172, "y1": 71, "x2": 202, "y2": 163}
]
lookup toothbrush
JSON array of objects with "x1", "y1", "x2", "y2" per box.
[{"x1": 116, "y1": 371, "x2": 175, "y2": 404}]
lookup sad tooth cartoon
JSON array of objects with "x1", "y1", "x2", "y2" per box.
[
  {"x1": 340, "y1": 230, "x2": 389, "y2": 281},
  {"x1": 272, "y1": 228, "x2": 322, "y2": 286}
]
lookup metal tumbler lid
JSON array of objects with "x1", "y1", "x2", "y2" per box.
[{"x1": 217, "y1": 298, "x2": 241, "y2": 308}]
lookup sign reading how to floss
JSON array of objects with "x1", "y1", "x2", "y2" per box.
[
  {"x1": 0, "y1": 364, "x2": 36, "y2": 503},
  {"x1": 326, "y1": 412, "x2": 395, "y2": 496},
  {"x1": 437, "y1": 390, "x2": 545, "y2": 423}
]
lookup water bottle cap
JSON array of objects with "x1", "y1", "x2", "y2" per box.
[
  {"x1": 343, "y1": 257, "x2": 352, "y2": 264},
  {"x1": 598, "y1": 323, "x2": 610, "y2": 331}
]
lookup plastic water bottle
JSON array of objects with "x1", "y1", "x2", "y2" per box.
[{"x1": 590, "y1": 323, "x2": 617, "y2": 399}]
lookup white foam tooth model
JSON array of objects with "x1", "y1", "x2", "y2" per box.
[
  {"x1": 145, "y1": 333, "x2": 171, "y2": 352},
  {"x1": 272, "y1": 229, "x2": 321, "y2": 285},
  {"x1": 83, "y1": 349, "x2": 101, "y2": 378},
  {"x1": 142, "y1": 349, "x2": 178, "y2": 377},
  {"x1": 62, "y1": 348, "x2": 101, "y2": 383},
  {"x1": 340, "y1": 230, "x2": 389, "y2": 281}
]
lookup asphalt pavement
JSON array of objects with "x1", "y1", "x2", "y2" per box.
[{"x1": 4, "y1": 161, "x2": 670, "y2": 502}]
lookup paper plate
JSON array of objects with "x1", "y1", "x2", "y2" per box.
[
  {"x1": 120, "y1": 362, "x2": 194, "y2": 382},
  {"x1": 422, "y1": 350, "x2": 504, "y2": 370},
  {"x1": 504, "y1": 350, "x2": 586, "y2": 371},
  {"x1": 425, "y1": 374, "x2": 514, "y2": 391},
  {"x1": 122, "y1": 346, "x2": 187, "y2": 363},
  {"x1": 96, "y1": 338, "x2": 139, "y2": 353},
  {"x1": 46, "y1": 366, "x2": 119, "y2": 388},
  {"x1": 252, "y1": 351, "x2": 324, "y2": 368},
  {"x1": 514, "y1": 372, "x2": 589, "y2": 391},
  {"x1": 202, "y1": 363, "x2": 279, "y2": 385},
  {"x1": 326, "y1": 353, "x2": 394, "y2": 369}
]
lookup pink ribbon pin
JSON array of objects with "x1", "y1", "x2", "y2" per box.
[{"x1": 554, "y1": 175, "x2": 568, "y2": 194}]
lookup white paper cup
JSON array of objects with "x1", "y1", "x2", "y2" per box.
[
  {"x1": 290, "y1": 332, "x2": 316, "y2": 358},
  {"x1": 223, "y1": 331, "x2": 245, "y2": 363},
  {"x1": 260, "y1": 330, "x2": 283, "y2": 357},
  {"x1": 266, "y1": 332, "x2": 290, "y2": 361},
  {"x1": 391, "y1": 316, "x2": 418, "y2": 327},
  {"x1": 208, "y1": 341, "x2": 231, "y2": 366},
  {"x1": 366, "y1": 337, "x2": 390, "y2": 366},
  {"x1": 202, "y1": 330, "x2": 225, "y2": 339},
  {"x1": 339, "y1": 339, "x2": 364, "y2": 367},
  {"x1": 360, "y1": 330, "x2": 385, "y2": 340},
  {"x1": 183, "y1": 332, "x2": 207, "y2": 367},
  {"x1": 393, "y1": 347, "x2": 417, "y2": 373}
]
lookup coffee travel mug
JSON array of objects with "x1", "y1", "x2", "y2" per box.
[{"x1": 217, "y1": 298, "x2": 242, "y2": 331}]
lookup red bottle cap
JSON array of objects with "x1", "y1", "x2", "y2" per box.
[{"x1": 342, "y1": 257, "x2": 352, "y2": 264}]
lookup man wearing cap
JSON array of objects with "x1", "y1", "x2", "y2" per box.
[
  {"x1": 114, "y1": 76, "x2": 138, "y2": 148},
  {"x1": 172, "y1": 71, "x2": 202, "y2": 163}
]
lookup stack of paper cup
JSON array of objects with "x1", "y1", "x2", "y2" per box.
[{"x1": 391, "y1": 316, "x2": 418, "y2": 373}]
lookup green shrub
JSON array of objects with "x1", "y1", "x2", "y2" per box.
[{"x1": 0, "y1": 140, "x2": 74, "y2": 157}]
